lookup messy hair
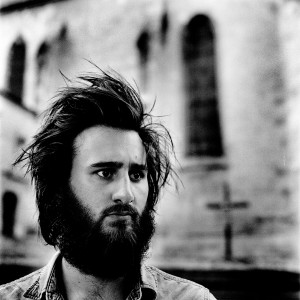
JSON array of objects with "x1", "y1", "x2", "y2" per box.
[{"x1": 15, "y1": 70, "x2": 175, "y2": 246}]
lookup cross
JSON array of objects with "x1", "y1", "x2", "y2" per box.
[{"x1": 207, "y1": 182, "x2": 249, "y2": 261}]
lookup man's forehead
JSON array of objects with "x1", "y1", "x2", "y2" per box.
[{"x1": 73, "y1": 125, "x2": 147, "y2": 164}]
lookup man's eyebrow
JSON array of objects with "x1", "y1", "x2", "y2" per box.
[
  {"x1": 130, "y1": 163, "x2": 148, "y2": 170},
  {"x1": 90, "y1": 162, "x2": 147, "y2": 170},
  {"x1": 90, "y1": 162, "x2": 123, "y2": 169}
]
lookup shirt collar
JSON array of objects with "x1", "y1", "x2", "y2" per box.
[
  {"x1": 24, "y1": 253, "x2": 157, "y2": 300},
  {"x1": 24, "y1": 252, "x2": 63, "y2": 299},
  {"x1": 139, "y1": 265, "x2": 157, "y2": 300}
]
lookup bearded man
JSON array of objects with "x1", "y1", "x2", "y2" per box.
[{"x1": 0, "y1": 70, "x2": 217, "y2": 300}]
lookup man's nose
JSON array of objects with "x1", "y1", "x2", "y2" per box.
[{"x1": 112, "y1": 176, "x2": 134, "y2": 204}]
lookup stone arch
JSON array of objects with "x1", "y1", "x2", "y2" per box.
[{"x1": 182, "y1": 14, "x2": 223, "y2": 157}]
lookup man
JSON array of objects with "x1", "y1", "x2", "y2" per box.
[{"x1": 0, "y1": 70, "x2": 217, "y2": 299}]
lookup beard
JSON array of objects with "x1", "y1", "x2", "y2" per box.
[{"x1": 54, "y1": 186, "x2": 156, "y2": 282}]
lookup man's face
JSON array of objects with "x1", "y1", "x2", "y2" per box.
[
  {"x1": 70, "y1": 125, "x2": 149, "y2": 231},
  {"x1": 57, "y1": 125, "x2": 154, "y2": 280}
]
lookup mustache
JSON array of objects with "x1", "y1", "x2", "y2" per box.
[{"x1": 101, "y1": 203, "x2": 139, "y2": 217}]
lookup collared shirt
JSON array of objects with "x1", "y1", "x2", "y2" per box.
[{"x1": 0, "y1": 253, "x2": 217, "y2": 300}]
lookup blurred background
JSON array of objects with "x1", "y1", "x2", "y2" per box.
[{"x1": 0, "y1": 0, "x2": 300, "y2": 299}]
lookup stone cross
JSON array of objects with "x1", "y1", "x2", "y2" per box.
[{"x1": 207, "y1": 182, "x2": 249, "y2": 261}]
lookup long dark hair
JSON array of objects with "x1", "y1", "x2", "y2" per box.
[{"x1": 15, "y1": 70, "x2": 175, "y2": 246}]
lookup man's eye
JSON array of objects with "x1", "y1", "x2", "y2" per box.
[
  {"x1": 97, "y1": 170, "x2": 114, "y2": 179},
  {"x1": 130, "y1": 171, "x2": 145, "y2": 182}
]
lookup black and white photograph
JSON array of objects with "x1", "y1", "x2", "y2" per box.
[{"x1": 0, "y1": 0, "x2": 299, "y2": 299}]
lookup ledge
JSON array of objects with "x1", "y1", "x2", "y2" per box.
[{"x1": 0, "y1": 90, "x2": 37, "y2": 117}]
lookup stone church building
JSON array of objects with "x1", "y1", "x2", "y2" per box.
[{"x1": 0, "y1": 0, "x2": 300, "y2": 298}]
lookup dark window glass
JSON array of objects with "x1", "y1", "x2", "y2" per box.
[
  {"x1": 183, "y1": 15, "x2": 223, "y2": 157},
  {"x1": 2, "y1": 191, "x2": 18, "y2": 238},
  {"x1": 7, "y1": 37, "x2": 26, "y2": 104},
  {"x1": 136, "y1": 29, "x2": 151, "y2": 91}
]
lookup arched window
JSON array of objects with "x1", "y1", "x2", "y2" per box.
[
  {"x1": 160, "y1": 11, "x2": 169, "y2": 44},
  {"x1": 35, "y1": 42, "x2": 50, "y2": 104},
  {"x1": 136, "y1": 28, "x2": 151, "y2": 91},
  {"x1": 37, "y1": 42, "x2": 49, "y2": 77},
  {"x1": 2, "y1": 191, "x2": 18, "y2": 238},
  {"x1": 182, "y1": 15, "x2": 223, "y2": 157},
  {"x1": 7, "y1": 37, "x2": 26, "y2": 104}
]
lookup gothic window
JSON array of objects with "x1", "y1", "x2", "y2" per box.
[
  {"x1": 160, "y1": 11, "x2": 169, "y2": 44},
  {"x1": 182, "y1": 15, "x2": 223, "y2": 157},
  {"x1": 136, "y1": 28, "x2": 151, "y2": 91},
  {"x1": 7, "y1": 37, "x2": 26, "y2": 104},
  {"x1": 37, "y1": 42, "x2": 49, "y2": 78},
  {"x1": 2, "y1": 191, "x2": 18, "y2": 238},
  {"x1": 35, "y1": 42, "x2": 50, "y2": 104}
]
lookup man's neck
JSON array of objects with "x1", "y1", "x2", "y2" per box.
[{"x1": 61, "y1": 258, "x2": 127, "y2": 300}]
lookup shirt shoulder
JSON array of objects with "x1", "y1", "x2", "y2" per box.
[
  {"x1": 0, "y1": 268, "x2": 43, "y2": 300},
  {"x1": 144, "y1": 265, "x2": 217, "y2": 300}
]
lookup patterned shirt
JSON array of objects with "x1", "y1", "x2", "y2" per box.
[{"x1": 0, "y1": 253, "x2": 217, "y2": 299}]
